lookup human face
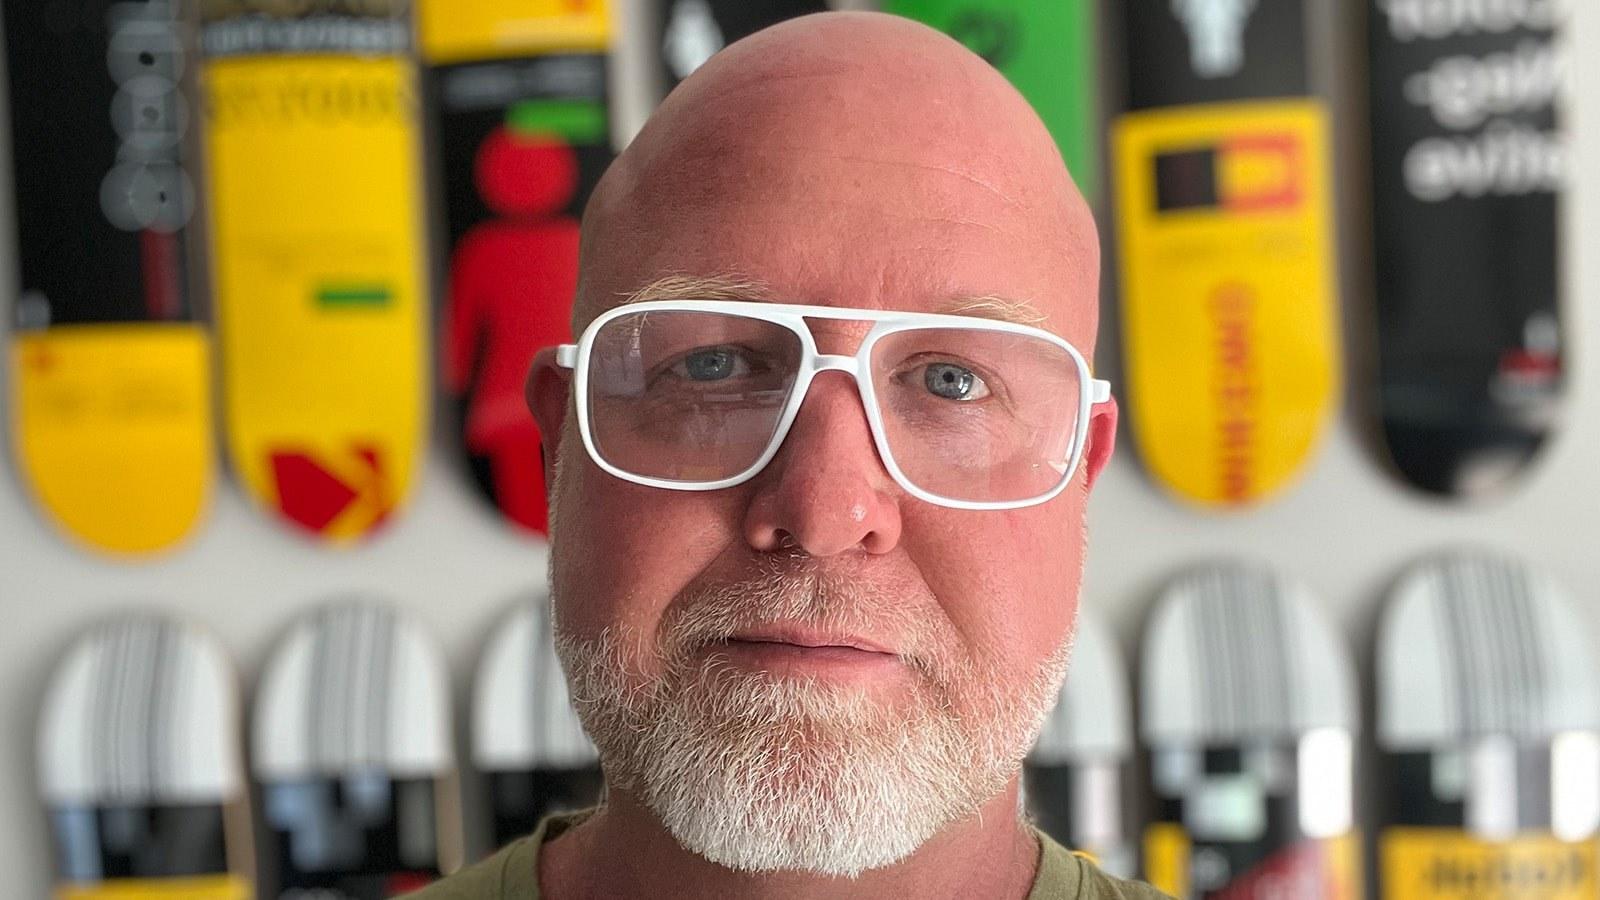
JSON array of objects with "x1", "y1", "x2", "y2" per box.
[{"x1": 525, "y1": 16, "x2": 1116, "y2": 876}]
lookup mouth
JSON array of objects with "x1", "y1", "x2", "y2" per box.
[
  {"x1": 725, "y1": 626, "x2": 895, "y2": 655},
  {"x1": 713, "y1": 627, "x2": 901, "y2": 679}
]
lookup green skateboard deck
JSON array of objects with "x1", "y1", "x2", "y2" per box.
[{"x1": 884, "y1": 0, "x2": 1099, "y2": 199}]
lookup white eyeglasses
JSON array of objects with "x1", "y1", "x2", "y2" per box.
[{"x1": 555, "y1": 300, "x2": 1112, "y2": 510}]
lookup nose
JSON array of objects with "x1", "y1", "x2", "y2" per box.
[{"x1": 742, "y1": 371, "x2": 903, "y2": 557}]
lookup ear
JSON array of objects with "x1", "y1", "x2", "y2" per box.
[
  {"x1": 527, "y1": 346, "x2": 573, "y2": 487},
  {"x1": 1082, "y1": 395, "x2": 1118, "y2": 489}
]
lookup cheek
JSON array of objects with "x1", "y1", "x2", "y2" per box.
[
  {"x1": 901, "y1": 501, "x2": 1083, "y2": 674},
  {"x1": 550, "y1": 457, "x2": 740, "y2": 643}
]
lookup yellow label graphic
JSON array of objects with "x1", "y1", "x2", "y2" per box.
[
  {"x1": 1115, "y1": 101, "x2": 1339, "y2": 508},
  {"x1": 1382, "y1": 828, "x2": 1600, "y2": 899},
  {"x1": 204, "y1": 56, "x2": 426, "y2": 543},
  {"x1": 57, "y1": 874, "x2": 250, "y2": 899},
  {"x1": 1144, "y1": 822, "x2": 1191, "y2": 898},
  {"x1": 417, "y1": 0, "x2": 611, "y2": 63},
  {"x1": 12, "y1": 325, "x2": 211, "y2": 556},
  {"x1": 1143, "y1": 827, "x2": 1362, "y2": 898}
]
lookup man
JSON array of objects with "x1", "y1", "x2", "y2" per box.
[{"x1": 414, "y1": 11, "x2": 1165, "y2": 900}]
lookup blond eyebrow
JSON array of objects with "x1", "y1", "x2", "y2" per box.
[
  {"x1": 617, "y1": 276, "x2": 1048, "y2": 327},
  {"x1": 619, "y1": 274, "x2": 775, "y2": 305},
  {"x1": 938, "y1": 294, "x2": 1050, "y2": 327}
]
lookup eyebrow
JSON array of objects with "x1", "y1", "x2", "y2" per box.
[{"x1": 618, "y1": 275, "x2": 1049, "y2": 327}]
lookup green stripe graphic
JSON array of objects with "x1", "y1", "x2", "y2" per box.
[
  {"x1": 315, "y1": 284, "x2": 392, "y2": 308},
  {"x1": 507, "y1": 99, "x2": 608, "y2": 145}
]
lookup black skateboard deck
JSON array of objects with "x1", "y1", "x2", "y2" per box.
[
  {"x1": 1367, "y1": 3, "x2": 1566, "y2": 498},
  {"x1": 652, "y1": 0, "x2": 827, "y2": 90},
  {"x1": 4, "y1": 0, "x2": 213, "y2": 556},
  {"x1": 419, "y1": 1, "x2": 612, "y2": 537}
]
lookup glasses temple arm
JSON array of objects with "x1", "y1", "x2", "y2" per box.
[
  {"x1": 556, "y1": 344, "x2": 578, "y2": 370},
  {"x1": 1090, "y1": 378, "x2": 1112, "y2": 404}
]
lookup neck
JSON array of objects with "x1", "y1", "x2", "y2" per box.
[{"x1": 540, "y1": 778, "x2": 1039, "y2": 900}]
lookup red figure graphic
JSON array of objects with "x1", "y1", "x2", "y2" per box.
[{"x1": 443, "y1": 126, "x2": 580, "y2": 535}]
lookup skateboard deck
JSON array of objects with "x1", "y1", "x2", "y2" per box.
[
  {"x1": 1114, "y1": 0, "x2": 1339, "y2": 509},
  {"x1": 419, "y1": 0, "x2": 612, "y2": 536},
  {"x1": 883, "y1": 0, "x2": 1098, "y2": 199},
  {"x1": 1141, "y1": 563, "x2": 1360, "y2": 899},
  {"x1": 4, "y1": 0, "x2": 212, "y2": 556},
  {"x1": 1377, "y1": 553, "x2": 1600, "y2": 899},
  {"x1": 1026, "y1": 608, "x2": 1134, "y2": 878},
  {"x1": 254, "y1": 602, "x2": 460, "y2": 897},
  {"x1": 200, "y1": 2, "x2": 428, "y2": 544},
  {"x1": 39, "y1": 614, "x2": 251, "y2": 899},
  {"x1": 1367, "y1": 3, "x2": 1566, "y2": 498},
  {"x1": 474, "y1": 597, "x2": 601, "y2": 847},
  {"x1": 652, "y1": 0, "x2": 827, "y2": 90}
]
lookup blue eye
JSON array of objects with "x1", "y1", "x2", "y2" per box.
[
  {"x1": 673, "y1": 347, "x2": 750, "y2": 381},
  {"x1": 924, "y1": 363, "x2": 990, "y2": 401}
]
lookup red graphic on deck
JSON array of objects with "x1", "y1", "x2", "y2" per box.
[
  {"x1": 270, "y1": 445, "x2": 391, "y2": 534},
  {"x1": 1222, "y1": 133, "x2": 1304, "y2": 212},
  {"x1": 443, "y1": 125, "x2": 580, "y2": 536},
  {"x1": 1212, "y1": 840, "x2": 1341, "y2": 900},
  {"x1": 1212, "y1": 281, "x2": 1257, "y2": 503}
]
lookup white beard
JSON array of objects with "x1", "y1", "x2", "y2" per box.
[{"x1": 554, "y1": 562, "x2": 1073, "y2": 878}]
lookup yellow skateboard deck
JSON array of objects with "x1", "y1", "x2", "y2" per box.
[
  {"x1": 12, "y1": 326, "x2": 211, "y2": 556},
  {"x1": 204, "y1": 49, "x2": 428, "y2": 543},
  {"x1": 418, "y1": 0, "x2": 611, "y2": 62},
  {"x1": 1115, "y1": 101, "x2": 1339, "y2": 508},
  {"x1": 56, "y1": 875, "x2": 250, "y2": 900},
  {"x1": 1381, "y1": 829, "x2": 1600, "y2": 899}
]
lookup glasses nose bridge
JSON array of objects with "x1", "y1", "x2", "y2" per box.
[
  {"x1": 804, "y1": 351, "x2": 872, "y2": 397},
  {"x1": 811, "y1": 352, "x2": 862, "y2": 374}
]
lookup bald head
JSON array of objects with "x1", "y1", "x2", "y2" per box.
[{"x1": 576, "y1": 11, "x2": 1099, "y2": 347}]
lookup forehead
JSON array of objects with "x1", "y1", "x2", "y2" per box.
[
  {"x1": 610, "y1": 275, "x2": 1050, "y2": 332},
  {"x1": 579, "y1": 147, "x2": 1097, "y2": 346}
]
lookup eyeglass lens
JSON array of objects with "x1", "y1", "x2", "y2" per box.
[{"x1": 584, "y1": 310, "x2": 1083, "y2": 503}]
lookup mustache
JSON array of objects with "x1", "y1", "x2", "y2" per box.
[{"x1": 658, "y1": 556, "x2": 945, "y2": 676}]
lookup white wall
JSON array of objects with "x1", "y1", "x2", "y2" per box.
[{"x1": 2, "y1": 1, "x2": 1597, "y2": 895}]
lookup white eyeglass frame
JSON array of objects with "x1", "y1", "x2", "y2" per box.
[{"x1": 554, "y1": 299, "x2": 1113, "y2": 511}]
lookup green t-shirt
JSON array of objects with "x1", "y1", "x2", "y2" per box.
[{"x1": 405, "y1": 810, "x2": 1172, "y2": 899}]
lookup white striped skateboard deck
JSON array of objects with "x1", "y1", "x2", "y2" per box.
[
  {"x1": 254, "y1": 602, "x2": 460, "y2": 898},
  {"x1": 40, "y1": 615, "x2": 251, "y2": 898},
  {"x1": 1377, "y1": 553, "x2": 1600, "y2": 899},
  {"x1": 474, "y1": 597, "x2": 601, "y2": 847},
  {"x1": 1141, "y1": 562, "x2": 1360, "y2": 898},
  {"x1": 1026, "y1": 608, "x2": 1135, "y2": 877}
]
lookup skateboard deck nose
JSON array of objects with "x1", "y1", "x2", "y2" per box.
[{"x1": 14, "y1": 326, "x2": 213, "y2": 556}]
